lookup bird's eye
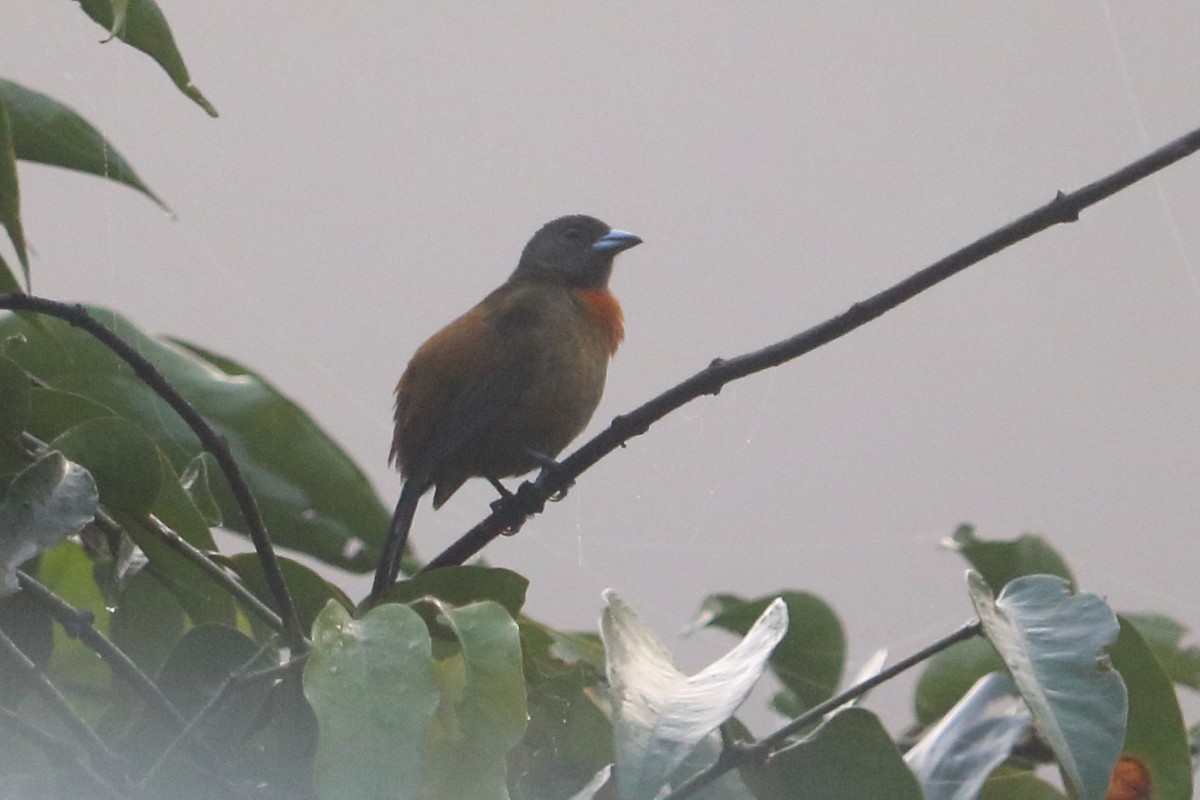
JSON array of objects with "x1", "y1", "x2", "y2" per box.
[{"x1": 564, "y1": 227, "x2": 580, "y2": 240}]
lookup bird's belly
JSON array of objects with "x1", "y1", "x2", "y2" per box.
[{"x1": 461, "y1": 348, "x2": 607, "y2": 479}]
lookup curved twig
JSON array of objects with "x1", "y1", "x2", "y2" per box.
[
  {"x1": 425, "y1": 123, "x2": 1200, "y2": 570},
  {"x1": 0, "y1": 296, "x2": 306, "y2": 648}
]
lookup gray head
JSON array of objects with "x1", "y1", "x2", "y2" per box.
[{"x1": 512, "y1": 214, "x2": 641, "y2": 288}]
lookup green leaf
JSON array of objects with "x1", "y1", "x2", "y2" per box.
[
  {"x1": 27, "y1": 388, "x2": 116, "y2": 442},
  {"x1": 602, "y1": 591, "x2": 787, "y2": 800},
  {"x1": 698, "y1": 590, "x2": 844, "y2": 714},
  {"x1": 565, "y1": 765, "x2": 612, "y2": 800},
  {"x1": 945, "y1": 525, "x2": 1074, "y2": 590},
  {"x1": 0, "y1": 98, "x2": 28, "y2": 281},
  {"x1": 38, "y1": 541, "x2": 113, "y2": 722},
  {"x1": 0, "y1": 250, "x2": 21, "y2": 294},
  {"x1": 46, "y1": 417, "x2": 233, "y2": 627},
  {"x1": 741, "y1": 707, "x2": 922, "y2": 800},
  {"x1": 1110, "y1": 617, "x2": 1193, "y2": 800},
  {"x1": 0, "y1": 580, "x2": 53, "y2": 708},
  {"x1": 179, "y1": 452, "x2": 222, "y2": 527},
  {"x1": 0, "y1": 354, "x2": 31, "y2": 437},
  {"x1": 1123, "y1": 613, "x2": 1200, "y2": 690},
  {"x1": 50, "y1": 417, "x2": 161, "y2": 519},
  {"x1": 127, "y1": 623, "x2": 277, "y2": 787},
  {"x1": 75, "y1": 0, "x2": 218, "y2": 117},
  {"x1": 379, "y1": 565, "x2": 529, "y2": 618},
  {"x1": 109, "y1": 566, "x2": 185, "y2": 676},
  {"x1": 513, "y1": 618, "x2": 613, "y2": 800},
  {"x1": 422, "y1": 601, "x2": 527, "y2": 800},
  {"x1": 154, "y1": 624, "x2": 275, "y2": 719},
  {"x1": 905, "y1": 672, "x2": 1031, "y2": 800},
  {"x1": 914, "y1": 636, "x2": 1005, "y2": 725},
  {"x1": 304, "y1": 600, "x2": 440, "y2": 800},
  {"x1": 968, "y1": 572, "x2": 1126, "y2": 800},
  {"x1": 0, "y1": 451, "x2": 98, "y2": 596},
  {"x1": 219, "y1": 552, "x2": 352, "y2": 635},
  {"x1": 0, "y1": 79, "x2": 167, "y2": 211},
  {"x1": 111, "y1": 453, "x2": 234, "y2": 628},
  {"x1": 977, "y1": 766, "x2": 1066, "y2": 800},
  {"x1": 0, "y1": 310, "x2": 390, "y2": 570},
  {"x1": 247, "y1": 672, "x2": 319, "y2": 797}
]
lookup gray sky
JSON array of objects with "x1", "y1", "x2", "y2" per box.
[{"x1": 5, "y1": 3, "x2": 1199, "y2": 728}]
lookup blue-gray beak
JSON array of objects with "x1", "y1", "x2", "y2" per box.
[{"x1": 592, "y1": 229, "x2": 642, "y2": 254}]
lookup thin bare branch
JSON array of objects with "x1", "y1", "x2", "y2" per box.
[
  {"x1": 425, "y1": 122, "x2": 1200, "y2": 571},
  {"x1": 665, "y1": 621, "x2": 983, "y2": 800}
]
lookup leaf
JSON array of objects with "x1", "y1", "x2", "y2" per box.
[
  {"x1": 1109, "y1": 617, "x2": 1193, "y2": 800},
  {"x1": 109, "y1": 567, "x2": 185, "y2": 676},
  {"x1": 740, "y1": 707, "x2": 922, "y2": 800},
  {"x1": 968, "y1": 572, "x2": 1127, "y2": 800},
  {"x1": 179, "y1": 452, "x2": 222, "y2": 527},
  {"x1": 303, "y1": 600, "x2": 440, "y2": 800},
  {"x1": 945, "y1": 525, "x2": 1074, "y2": 590},
  {"x1": 0, "y1": 310, "x2": 390, "y2": 570},
  {"x1": 905, "y1": 672, "x2": 1032, "y2": 800},
  {"x1": 27, "y1": 387, "x2": 116, "y2": 442},
  {"x1": 566, "y1": 765, "x2": 612, "y2": 800},
  {"x1": 0, "y1": 354, "x2": 31, "y2": 437},
  {"x1": 0, "y1": 79, "x2": 167, "y2": 211},
  {"x1": 127, "y1": 624, "x2": 277, "y2": 785},
  {"x1": 422, "y1": 601, "x2": 527, "y2": 800},
  {"x1": 37, "y1": 541, "x2": 113, "y2": 722},
  {"x1": 698, "y1": 591, "x2": 844, "y2": 715},
  {"x1": 977, "y1": 766, "x2": 1067, "y2": 800},
  {"x1": 379, "y1": 565, "x2": 529, "y2": 618},
  {"x1": 50, "y1": 417, "x2": 161, "y2": 519},
  {"x1": 74, "y1": 0, "x2": 218, "y2": 117},
  {"x1": 0, "y1": 452, "x2": 97, "y2": 596},
  {"x1": 914, "y1": 635, "x2": 1006, "y2": 725},
  {"x1": 1123, "y1": 613, "x2": 1200, "y2": 690},
  {"x1": 513, "y1": 618, "x2": 613, "y2": 800},
  {"x1": 0, "y1": 250, "x2": 20, "y2": 294},
  {"x1": 602, "y1": 590, "x2": 787, "y2": 800},
  {"x1": 218, "y1": 552, "x2": 352, "y2": 635},
  {"x1": 0, "y1": 98, "x2": 28, "y2": 280}
]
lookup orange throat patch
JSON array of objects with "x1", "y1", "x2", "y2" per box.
[{"x1": 576, "y1": 288, "x2": 625, "y2": 355}]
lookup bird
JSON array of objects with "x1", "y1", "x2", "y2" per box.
[{"x1": 368, "y1": 214, "x2": 642, "y2": 603}]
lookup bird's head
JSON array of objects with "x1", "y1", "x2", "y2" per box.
[{"x1": 512, "y1": 215, "x2": 641, "y2": 288}]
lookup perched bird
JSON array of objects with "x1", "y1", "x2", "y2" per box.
[{"x1": 369, "y1": 215, "x2": 642, "y2": 601}]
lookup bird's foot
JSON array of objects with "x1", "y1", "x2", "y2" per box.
[
  {"x1": 526, "y1": 449, "x2": 574, "y2": 502},
  {"x1": 488, "y1": 479, "x2": 549, "y2": 536}
]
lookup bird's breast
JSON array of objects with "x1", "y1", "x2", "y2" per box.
[{"x1": 573, "y1": 288, "x2": 624, "y2": 355}]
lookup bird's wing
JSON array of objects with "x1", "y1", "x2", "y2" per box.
[{"x1": 393, "y1": 286, "x2": 544, "y2": 487}]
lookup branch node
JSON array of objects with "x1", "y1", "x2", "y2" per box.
[
  {"x1": 1051, "y1": 190, "x2": 1080, "y2": 223},
  {"x1": 61, "y1": 609, "x2": 96, "y2": 640}
]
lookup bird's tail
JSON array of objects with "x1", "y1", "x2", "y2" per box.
[{"x1": 366, "y1": 479, "x2": 425, "y2": 607}]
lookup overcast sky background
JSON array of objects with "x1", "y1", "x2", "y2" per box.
[{"x1": 4, "y1": 3, "x2": 1199, "y2": 730}]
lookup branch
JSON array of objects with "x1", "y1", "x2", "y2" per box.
[
  {"x1": 0, "y1": 706, "x2": 127, "y2": 800},
  {"x1": 426, "y1": 122, "x2": 1200, "y2": 570},
  {"x1": 15, "y1": 570, "x2": 250, "y2": 795},
  {"x1": 19, "y1": 428, "x2": 287, "y2": 637},
  {"x1": 0, "y1": 626, "x2": 128, "y2": 791},
  {"x1": 0, "y1": 296, "x2": 306, "y2": 648},
  {"x1": 665, "y1": 620, "x2": 983, "y2": 800}
]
